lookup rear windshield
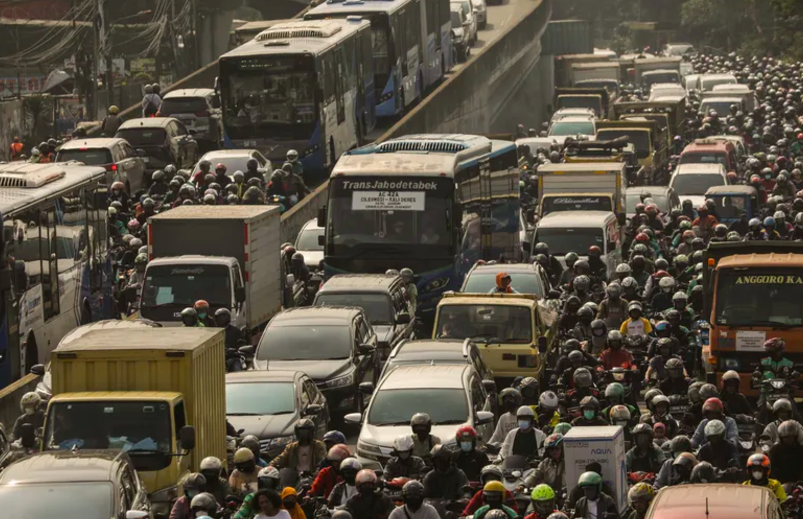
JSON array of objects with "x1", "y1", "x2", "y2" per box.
[
  {"x1": 160, "y1": 98, "x2": 208, "y2": 115},
  {"x1": 56, "y1": 148, "x2": 112, "y2": 165},
  {"x1": 116, "y1": 128, "x2": 167, "y2": 146},
  {"x1": 596, "y1": 130, "x2": 650, "y2": 158}
]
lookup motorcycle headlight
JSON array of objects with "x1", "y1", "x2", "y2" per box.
[
  {"x1": 321, "y1": 373, "x2": 353, "y2": 389},
  {"x1": 771, "y1": 379, "x2": 786, "y2": 390},
  {"x1": 424, "y1": 277, "x2": 450, "y2": 292}
]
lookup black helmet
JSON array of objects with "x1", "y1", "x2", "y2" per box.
[
  {"x1": 411, "y1": 412, "x2": 432, "y2": 434},
  {"x1": 246, "y1": 158, "x2": 259, "y2": 171},
  {"x1": 294, "y1": 418, "x2": 316, "y2": 441},
  {"x1": 198, "y1": 159, "x2": 212, "y2": 172},
  {"x1": 180, "y1": 307, "x2": 198, "y2": 326},
  {"x1": 214, "y1": 307, "x2": 232, "y2": 326}
]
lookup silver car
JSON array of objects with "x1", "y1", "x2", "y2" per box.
[
  {"x1": 295, "y1": 218, "x2": 324, "y2": 270},
  {"x1": 159, "y1": 88, "x2": 222, "y2": 147}
]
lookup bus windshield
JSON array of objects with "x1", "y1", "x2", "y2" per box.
[
  {"x1": 327, "y1": 177, "x2": 454, "y2": 257},
  {"x1": 714, "y1": 268, "x2": 803, "y2": 327},
  {"x1": 220, "y1": 55, "x2": 316, "y2": 140}
]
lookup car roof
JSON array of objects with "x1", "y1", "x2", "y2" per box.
[
  {"x1": 536, "y1": 210, "x2": 616, "y2": 227},
  {"x1": 163, "y1": 88, "x2": 215, "y2": 98},
  {"x1": 553, "y1": 116, "x2": 595, "y2": 123},
  {"x1": 391, "y1": 339, "x2": 469, "y2": 359},
  {"x1": 318, "y1": 274, "x2": 401, "y2": 293},
  {"x1": 469, "y1": 263, "x2": 542, "y2": 275},
  {"x1": 705, "y1": 185, "x2": 756, "y2": 195},
  {"x1": 379, "y1": 364, "x2": 469, "y2": 390},
  {"x1": 118, "y1": 117, "x2": 176, "y2": 129},
  {"x1": 199, "y1": 149, "x2": 259, "y2": 160},
  {"x1": 626, "y1": 186, "x2": 672, "y2": 195},
  {"x1": 674, "y1": 163, "x2": 727, "y2": 175},
  {"x1": 300, "y1": 218, "x2": 323, "y2": 232},
  {"x1": 58, "y1": 138, "x2": 126, "y2": 150},
  {"x1": 271, "y1": 306, "x2": 362, "y2": 325},
  {"x1": 647, "y1": 483, "x2": 771, "y2": 519},
  {"x1": 0, "y1": 451, "x2": 123, "y2": 485},
  {"x1": 226, "y1": 370, "x2": 301, "y2": 383}
]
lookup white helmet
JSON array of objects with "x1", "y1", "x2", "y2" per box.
[
  {"x1": 287, "y1": 149, "x2": 299, "y2": 161},
  {"x1": 704, "y1": 419, "x2": 726, "y2": 437},
  {"x1": 258, "y1": 466, "x2": 280, "y2": 481},
  {"x1": 393, "y1": 434, "x2": 414, "y2": 452},
  {"x1": 659, "y1": 277, "x2": 676, "y2": 290},
  {"x1": 539, "y1": 391, "x2": 559, "y2": 409},
  {"x1": 200, "y1": 456, "x2": 222, "y2": 472},
  {"x1": 20, "y1": 392, "x2": 40, "y2": 412},
  {"x1": 516, "y1": 405, "x2": 535, "y2": 417}
]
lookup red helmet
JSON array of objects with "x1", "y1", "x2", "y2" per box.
[
  {"x1": 194, "y1": 300, "x2": 210, "y2": 312},
  {"x1": 588, "y1": 245, "x2": 601, "y2": 257},
  {"x1": 456, "y1": 424, "x2": 477, "y2": 442},
  {"x1": 635, "y1": 203, "x2": 646, "y2": 214},
  {"x1": 750, "y1": 175, "x2": 761, "y2": 184},
  {"x1": 702, "y1": 397, "x2": 724, "y2": 414},
  {"x1": 645, "y1": 204, "x2": 658, "y2": 215},
  {"x1": 763, "y1": 337, "x2": 785, "y2": 353},
  {"x1": 215, "y1": 163, "x2": 227, "y2": 173},
  {"x1": 682, "y1": 230, "x2": 696, "y2": 240},
  {"x1": 747, "y1": 453, "x2": 771, "y2": 470},
  {"x1": 327, "y1": 444, "x2": 351, "y2": 461},
  {"x1": 797, "y1": 133, "x2": 803, "y2": 140},
  {"x1": 127, "y1": 219, "x2": 140, "y2": 230},
  {"x1": 635, "y1": 233, "x2": 650, "y2": 243},
  {"x1": 653, "y1": 270, "x2": 670, "y2": 279},
  {"x1": 697, "y1": 205, "x2": 708, "y2": 213}
]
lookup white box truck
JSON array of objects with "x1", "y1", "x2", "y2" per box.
[
  {"x1": 564, "y1": 426, "x2": 627, "y2": 513},
  {"x1": 141, "y1": 205, "x2": 283, "y2": 338},
  {"x1": 537, "y1": 162, "x2": 626, "y2": 218}
]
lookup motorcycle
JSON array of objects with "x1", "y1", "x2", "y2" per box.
[{"x1": 499, "y1": 455, "x2": 536, "y2": 512}]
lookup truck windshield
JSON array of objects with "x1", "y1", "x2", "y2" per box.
[
  {"x1": 534, "y1": 227, "x2": 604, "y2": 256},
  {"x1": 643, "y1": 72, "x2": 680, "y2": 88},
  {"x1": 315, "y1": 293, "x2": 394, "y2": 324},
  {"x1": 435, "y1": 304, "x2": 532, "y2": 343},
  {"x1": 368, "y1": 388, "x2": 467, "y2": 425},
  {"x1": 258, "y1": 324, "x2": 352, "y2": 360},
  {"x1": 44, "y1": 401, "x2": 172, "y2": 471},
  {"x1": 141, "y1": 264, "x2": 231, "y2": 312},
  {"x1": 0, "y1": 482, "x2": 112, "y2": 519},
  {"x1": 714, "y1": 268, "x2": 803, "y2": 327},
  {"x1": 596, "y1": 130, "x2": 650, "y2": 158}
]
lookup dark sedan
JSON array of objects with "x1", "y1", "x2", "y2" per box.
[{"x1": 116, "y1": 117, "x2": 198, "y2": 176}]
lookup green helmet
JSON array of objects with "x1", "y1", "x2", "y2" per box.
[
  {"x1": 578, "y1": 471, "x2": 602, "y2": 490},
  {"x1": 135, "y1": 253, "x2": 148, "y2": 265},
  {"x1": 553, "y1": 422, "x2": 572, "y2": 436},
  {"x1": 604, "y1": 382, "x2": 624, "y2": 401},
  {"x1": 531, "y1": 484, "x2": 556, "y2": 502}
]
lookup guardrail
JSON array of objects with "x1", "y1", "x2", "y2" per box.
[{"x1": 0, "y1": 374, "x2": 39, "y2": 434}]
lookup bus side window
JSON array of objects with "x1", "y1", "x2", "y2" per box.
[{"x1": 40, "y1": 207, "x2": 60, "y2": 319}]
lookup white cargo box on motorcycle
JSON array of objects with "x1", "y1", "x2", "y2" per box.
[{"x1": 564, "y1": 426, "x2": 627, "y2": 513}]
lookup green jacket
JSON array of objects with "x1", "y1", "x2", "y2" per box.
[{"x1": 234, "y1": 492, "x2": 257, "y2": 519}]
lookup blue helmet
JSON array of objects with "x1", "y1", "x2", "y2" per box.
[
  {"x1": 764, "y1": 216, "x2": 776, "y2": 228},
  {"x1": 323, "y1": 430, "x2": 347, "y2": 445}
]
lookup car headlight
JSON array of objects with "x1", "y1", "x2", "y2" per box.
[
  {"x1": 357, "y1": 440, "x2": 383, "y2": 460},
  {"x1": 321, "y1": 374, "x2": 353, "y2": 389},
  {"x1": 424, "y1": 277, "x2": 450, "y2": 292},
  {"x1": 267, "y1": 435, "x2": 296, "y2": 449}
]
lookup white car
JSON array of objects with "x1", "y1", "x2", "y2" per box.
[
  {"x1": 346, "y1": 364, "x2": 494, "y2": 469},
  {"x1": 669, "y1": 163, "x2": 728, "y2": 208},
  {"x1": 470, "y1": 0, "x2": 486, "y2": 29},
  {"x1": 451, "y1": 0, "x2": 477, "y2": 44},
  {"x1": 548, "y1": 115, "x2": 596, "y2": 141},
  {"x1": 698, "y1": 73, "x2": 737, "y2": 92},
  {"x1": 550, "y1": 108, "x2": 597, "y2": 123},
  {"x1": 295, "y1": 218, "x2": 324, "y2": 270},
  {"x1": 649, "y1": 83, "x2": 686, "y2": 101}
]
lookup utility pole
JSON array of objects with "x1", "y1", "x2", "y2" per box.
[{"x1": 92, "y1": 0, "x2": 106, "y2": 120}]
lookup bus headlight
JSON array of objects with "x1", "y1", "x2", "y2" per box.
[{"x1": 424, "y1": 277, "x2": 450, "y2": 292}]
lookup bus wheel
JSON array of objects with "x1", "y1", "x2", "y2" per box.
[{"x1": 24, "y1": 333, "x2": 38, "y2": 374}]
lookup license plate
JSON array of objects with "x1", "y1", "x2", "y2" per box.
[{"x1": 670, "y1": 405, "x2": 687, "y2": 414}]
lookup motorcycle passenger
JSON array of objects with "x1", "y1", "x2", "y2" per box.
[
  {"x1": 199, "y1": 456, "x2": 232, "y2": 506},
  {"x1": 215, "y1": 308, "x2": 246, "y2": 358},
  {"x1": 181, "y1": 307, "x2": 202, "y2": 327},
  {"x1": 742, "y1": 454, "x2": 786, "y2": 501},
  {"x1": 528, "y1": 433, "x2": 566, "y2": 493},
  {"x1": 666, "y1": 453, "x2": 697, "y2": 487},
  {"x1": 696, "y1": 420, "x2": 739, "y2": 472},
  {"x1": 501, "y1": 406, "x2": 546, "y2": 459},
  {"x1": 519, "y1": 377, "x2": 540, "y2": 409},
  {"x1": 242, "y1": 435, "x2": 267, "y2": 468},
  {"x1": 658, "y1": 358, "x2": 690, "y2": 397},
  {"x1": 171, "y1": 472, "x2": 207, "y2": 519},
  {"x1": 12, "y1": 392, "x2": 44, "y2": 440},
  {"x1": 533, "y1": 243, "x2": 564, "y2": 281},
  {"x1": 410, "y1": 413, "x2": 442, "y2": 465},
  {"x1": 569, "y1": 471, "x2": 619, "y2": 519},
  {"x1": 598, "y1": 330, "x2": 636, "y2": 371},
  {"x1": 643, "y1": 395, "x2": 679, "y2": 439},
  {"x1": 230, "y1": 448, "x2": 260, "y2": 496},
  {"x1": 720, "y1": 370, "x2": 753, "y2": 416},
  {"x1": 462, "y1": 465, "x2": 520, "y2": 516},
  {"x1": 626, "y1": 423, "x2": 666, "y2": 474},
  {"x1": 524, "y1": 484, "x2": 559, "y2": 519},
  {"x1": 311, "y1": 444, "x2": 351, "y2": 498},
  {"x1": 768, "y1": 420, "x2": 803, "y2": 484},
  {"x1": 346, "y1": 469, "x2": 394, "y2": 519},
  {"x1": 572, "y1": 306, "x2": 595, "y2": 345},
  {"x1": 584, "y1": 319, "x2": 608, "y2": 355},
  {"x1": 384, "y1": 435, "x2": 427, "y2": 480},
  {"x1": 389, "y1": 480, "x2": 440, "y2": 519},
  {"x1": 328, "y1": 458, "x2": 361, "y2": 508},
  {"x1": 472, "y1": 481, "x2": 517, "y2": 519},
  {"x1": 422, "y1": 444, "x2": 469, "y2": 500},
  {"x1": 194, "y1": 300, "x2": 215, "y2": 327},
  {"x1": 536, "y1": 391, "x2": 561, "y2": 432},
  {"x1": 689, "y1": 461, "x2": 718, "y2": 484},
  {"x1": 762, "y1": 399, "x2": 798, "y2": 444},
  {"x1": 622, "y1": 483, "x2": 654, "y2": 519},
  {"x1": 454, "y1": 425, "x2": 489, "y2": 481},
  {"x1": 608, "y1": 406, "x2": 634, "y2": 443},
  {"x1": 269, "y1": 418, "x2": 327, "y2": 487},
  {"x1": 572, "y1": 396, "x2": 608, "y2": 427},
  {"x1": 654, "y1": 436, "x2": 692, "y2": 489},
  {"x1": 691, "y1": 398, "x2": 738, "y2": 448},
  {"x1": 489, "y1": 389, "x2": 522, "y2": 446}
]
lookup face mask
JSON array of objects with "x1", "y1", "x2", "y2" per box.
[
  {"x1": 583, "y1": 410, "x2": 595, "y2": 420},
  {"x1": 187, "y1": 490, "x2": 199, "y2": 499},
  {"x1": 458, "y1": 441, "x2": 473, "y2": 452},
  {"x1": 752, "y1": 470, "x2": 764, "y2": 480},
  {"x1": 766, "y1": 174, "x2": 773, "y2": 180},
  {"x1": 518, "y1": 420, "x2": 531, "y2": 430},
  {"x1": 406, "y1": 498, "x2": 424, "y2": 511},
  {"x1": 198, "y1": 312, "x2": 207, "y2": 319},
  {"x1": 24, "y1": 408, "x2": 35, "y2": 416}
]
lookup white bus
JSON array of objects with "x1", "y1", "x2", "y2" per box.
[
  {"x1": 219, "y1": 19, "x2": 376, "y2": 171},
  {"x1": 306, "y1": 0, "x2": 453, "y2": 117},
  {"x1": 0, "y1": 162, "x2": 111, "y2": 387}
]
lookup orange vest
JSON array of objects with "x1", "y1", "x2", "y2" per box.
[{"x1": 9, "y1": 142, "x2": 22, "y2": 159}]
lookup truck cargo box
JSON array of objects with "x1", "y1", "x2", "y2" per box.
[{"x1": 564, "y1": 426, "x2": 627, "y2": 513}]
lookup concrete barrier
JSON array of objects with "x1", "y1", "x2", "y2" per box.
[
  {"x1": 280, "y1": 181, "x2": 328, "y2": 244},
  {"x1": 0, "y1": 374, "x2": 39, "y2": 434}
]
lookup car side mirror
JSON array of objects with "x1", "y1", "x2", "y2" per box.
[
  {"x1": 235, "y1": 286, "x2": 246, "y2": 304},
  {"x1": 358, "y1": 343, "x2": 376, "y2": 356},
  {"x1": 317, "y1": 206, "x2": 326, "y2": 227},
  {"x1": 482, "y1": 379, "x2": 496, "y2": 393},
  {"x1": 126, "y1": 512, "x2": 149, "y2": 519},
  {"x1": 179, "y1": 425, "x2": 196, "y2": 451},
  {"x1": 537, "y1": 336, "x2": 547, "y2": 354},
  {"x1": 304, "y1": 403, "x2": 323, "y2": 416},
  {"x1": 30, "y1": 364, "x2": 45, "y2": 376},
  {"x1": 396, "y1": 312, "x2": 410, "y2": 325},
  {"x1": 476, "y1": 411, "x2": 494, "y2": 425},
  {"x1": 358, "y1": 381, "x2": 375, "y2": 394},
  {"x1": 238, "y1": 345, "x2": 255, "y2": 357},
  {"x1": 344, "y1": 412, "x2": 362, "y2": 424}
]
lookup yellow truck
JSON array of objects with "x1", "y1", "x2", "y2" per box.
[
  {"x1": 41, "y1": 323, "x2": 226, "y2": 519},
  {"x1": 432, "y1": 293, "x2": 557, "y2": 380},
  {"x1": 595, "y1": 120, "x2": 668, "y2": 184}
]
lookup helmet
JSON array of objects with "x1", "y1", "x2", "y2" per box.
[
  {"x1": 539, "y1": 390, "x2": 559, "y2": 409},
  {"x1": 615, "y1": 263, "x2": 632, "y2": 275},
  {"x1": 403, "y1": 480, "x2": 425, "y2": 498},
  {"x1": 669, "y1": 435, "x2": 692, "y2": 454},
  {"x1": 579, "y1": 396, "x2": 599, "y2": 410},
  {"x1": 628, "y1": 482, "x2": 655, "y2": 505},
  {"x1": 665, "y1": 357, "x2": 684, "y2": 371},
  {"x1": 456, "y1": 424, "x2": 477, "y2": 443},
  {"x1": 547, "y1": 514, "x2": 569, "y2": 519},
  {"x1": 517, "y1": 405, "x2": 536, "y2": 418},
  {"x1": 258, "y1": 466, "x2": 280, "y2": 487},
  {"x1": 631, "y1": 423, "x2": 653, "y2": 438},
  {"x1": 690, "y1": 461, "x2": 717, "y2": 484},
  {"x1": 393, "y1": 435, "x2": 414, "y2": 453},
  {"x1": 702, "y1": 397, "x2": 724, "y2": 415},
  {"x1": 200, "y1": 456, "x2": 222, "y2": 472},
  {"x1": 605, "y1": 383, "x2": 624, "y2": 401},
  {"x1": 430, "y1": 443, "x2": 453, "y2": 461},
  {"x1": 411, "y1": 412, "x2": 432, "y2": 433},
  {"x1": 530, "y1": 483, "x2": 556, "y2": 514},
  {"x1": 704, "y1": 419, "x2": 726, "y2": 437},
  {"x1": 644, "y1": 389, "x2": 664, "y2": 411},
  {"x1": 190, "y1": 493, "x2": 216, "y2": 513},
  {"x1": 484, "y1": 511, "x2": 510, "y2": 519},
  {"x1": 673, "y1": 452, "x2": 698, "y2": 469},
  {"x1": 135, "y1": 253, "x2": 148, "y2": 265},
  {"x1": 578, "y1": 471, "x2": 602, "y2": 490},
  {"x1": 699, "y1": 383, "x2": 719, "y2": 400},
  {"x1": 214, "y1": 307, "x2": 231, "y2": 326},
  {"x1": 721, "y1": 370, "x2": 740, "y2": 386},
  {"x1": 773, "y1": 398, "x2": 793, "y2": 414},
  {"x1": 747, "y1": 453, "x2": 771, "y2": 471},
  {"x1": 324, "y1": 430, "x2": 347, "y2": 445},
  {"x1": 294, "y1": 418, "x2": 315, "y2": 437},
  {"x1": 233, "y1": 447, "x2": 254, "y2": 464},
  {"x1": 327, "y1": 444, "x2": 351, "y2": 461},
  {"x1": 340, "y1": 458, "x2": 362, "y2": 473},
  {"x1": 480, "y1": 464, "x2": 504, "y2": 484},
  {"x1": 573, "y1": 368, "x2": 593, "y2": 388},
  {"x1": 483, "y1": 480, "x2": 506, "y2": 498},
  {"x1": 400, "y1": 267, "x2": 414, "y2": 281},
  {"x1": 609, "y1": 404, "x2": 631, "y2": 423},
  {"x1": 20, "y1": 392, "x2": 40, "y2": 410},
  {"x1": 778, "y1": 420, "x2": 800, "y2": 441},
  {"x1": 544, "y1": 433, "x2": 563, "y2": 449},
  {"x1": 499, "y1": 387, "x2": 523, "y2": 407},
  {"x1": 764, "y1": 337, "x2": 785, "y2": 353},
  {"x1": 180, "y1": 307, "x2": 198, "y2": 326},
  {"x1": 553, "y1": 423, "x2": 572, "y2": 436},
  {"x1": 183, "y1": 472, "x2": 206, "y2": 491},
  {"x1": 241, "y1": 435, "x2": 260, "y2": 453},
  {"x1": 568, "y1": 351, "x2": 584, "y2": 364},
  {"x1": 652, "y1": 394, "x2": 670, "y2": 411},
  {"x1": 355, "y1": 468, "x2": 378, "y2": 489}
]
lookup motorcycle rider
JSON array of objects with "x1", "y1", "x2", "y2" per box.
[
  {"x1": 571, "y1": 307, "x2": 595, "y2": 345},
  {"x1": 608, "y1": 406, "x2": 634, "y2": 443},
  {"x1": 762, "y1": 399, "x2": 799, "y2": 444},
  {"x1": 1, "y1": 423, "x2": 38, "y2": 469},
  {"x1": 501, "y1": 406, "x2": 546, "y2": 458},
  {"x1": 654, "y1": 436, "x2": 692, "y2": 489},
  {"x1": 171, "y1": 472, "x2": 207, "y2": 519},
  {"x1": 410, "y1": 413, "x2": 442, "y2": 465},
  {"x1": 148, "y1": 170, "x2": 169, "y2": 197},
  {"x1": 569, "y1": 471, "x2": 619, "y2": 519},
  {"x1": 311, "y1": 444, "x2": 351, "y2": 498},
  {"x1": 564, "y1": 368, "x2": 600, "y2": 408},
  {"x1": 215, "y1": 308, "x2": 246, "y2": 361},
  {"x1": 489, "y1": 388, "x2": 522, "y2": 446},
  {"x1": 572, "y1": 396, "x2": 608, "y2": 427},
  {"x1": 754, "y1": 337, "x2": 795, "y2": 420},
  {"x1": 194, "y1": 300, "x2": 215, "y2": 327},
  {"x1": 400, "y1": 268, "x2": 418, "y2": 312},
  {"x1": 536, "y1": 391, "x2": 561, "y2": 432},
  {"x1": 199, "y1": 456, "x2": 232, "y2": 506},
  {"x1": 658, "y1": 358, "x2": 690, "y2": 397},
  {"x1": 598, "y1": 330, "x2": 637, "y2": 371},
  {"x1": 666, "y1": 453, "x2": 697, "y2": 487},
  {"x1": 524, "y1": 485, "x2": 559, "y2": 519},
  {"x1": 463, "y1": 465, "x2": 519, "y2": 516},
  {"x1": 346, "y1": 469, "x2": 394, "y2": 519},
  {"x1": 180, "y1": 307, "x2": 202, "y2": 327},
  {"x1": 720, "y1": 370, "x2": 753, "y2": 415},
  {"x1": 518, "y1": 377, "x2": 541, "y2": 409},
  {"x1": 384, "y1": 435, "x2": 426, "y2": 480},
  {"x1": 623, "y1": 483, "x2": 654, "y2": 519},
  {"x1": 230, "y1": 447, "x2": 260, "y2": 496},
  {"x1": 529, "y1": 433, "x2": 566, "y2": 493},
  {"x1": 642, "y1": 395, "x2": 679, "y2": 439},
  {"x1": 328, "y1": 458, "x2": 361, "y2": 508},
  {"x1": 625, "y1": 424, "x2": 666, "y2": 474},
  {"x1": 423, "y1": 444, "x2": 469, "y2": 500},
  {"x1": 453, "y1": 425, "x2": 489, "y2": 481},
  {"x1": 586, "y1": 319, "x2": 608, "y2": 355},
  {"x1": 696, "y1": 419, "x2": 739, "y2": 472},
  {"x1": 532, "y1": 243, "x2": 564, "y2": 281},
  {"x1": 644, "y1": 338, "x2": 680, "y2": 384},
  {"x1": 472, "y1": 481, "x2": 517, "y2": 519},
  {"x1": 768, "y1": 420, "x2": 803, "y2": 484},
  {"x1": 12, "y1": 392, "x2": 44, "y2": 440},
  {"x1": 597, "y1": 283, "x2": 629, "y2": 331},
  {"x1": 389, "y1": 480, "x2": 440, "y2": 519},
  {"x1": 619, "y1": 301, "x2": 652, "y2": 344},
  {"x1": 691, "y1": 398, "x2": 738, "y2": 448},
  {"x1": 269, "y1": 418, "x2": 327, "y2": 487},
  {"x1": 743, "y1": 454, "x2": 786, "y2": 501}
]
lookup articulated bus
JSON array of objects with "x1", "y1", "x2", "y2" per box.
[
  {"x1": 0, "y1": 163, "x2": 113, "y2": 388},
  {"x1": 218, "y1": 19, "x2": 376, "y2": 171},
  {"x1": 306, "y1": 0, "x2": 453, "y2": 117},
  {"x1": 320, "y1": 134, "x2": 519, "y2": 318}
]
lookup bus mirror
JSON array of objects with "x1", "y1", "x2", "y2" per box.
[
  {"x1": 317, "y1": 206, "x2": 326, "y2": 227},
  {"x1": 318, "y1": 234, "x2": 325, "y2": 247}
]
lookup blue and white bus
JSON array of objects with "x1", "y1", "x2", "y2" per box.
[
  {"x1": 306, "y1": 0, "x2": 453, "y2": 117},
  {"x1": 320, "y1": 134, "x2": 519, "y2": 318},
  {"x1": 218, "y1": 19, "x2": 376, "y2": 171},
  {"x1": 0, "y1": 163, "x2": 113, "y2": 388}
]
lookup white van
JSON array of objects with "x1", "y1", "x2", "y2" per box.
[{"x1": 532, "y1": 211, "x2": 621, "y2": 279}]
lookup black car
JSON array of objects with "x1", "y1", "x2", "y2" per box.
[
  {"x1": 0, "y1": 450, "x2": 151, "y2": 518},
  {"x1": 313, "y1": 274, "x2": 415, "y2": 359},
  {"x1": 115, "y1": 117, "x2": 199, "y2": 176},
  {"x1": 226, "y1": 370, "x2": 330, "y2": 460},
  {"x1": 253, "y1": 306, "x2": 379, "y2": 414}
]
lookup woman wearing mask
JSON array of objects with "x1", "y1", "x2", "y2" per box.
[{"x1": 170, "y1": 473, "x2": 206, "y2": 519}]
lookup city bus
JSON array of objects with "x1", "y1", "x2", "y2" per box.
[
  {"x1": 319, "y1": 134, "x2": 520, "y2": 319},
  {"x1": 0, "y1": 162, "x2": 113, "y2": 388},
  {"x1": 218, "y1": 19, "x2": 376, "y2": 171},
  {"x1": 306, "y1": 0, "x2": 452, "y2": 117}
]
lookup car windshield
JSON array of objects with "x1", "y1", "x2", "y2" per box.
[
  {"x1": 626, "y1": 192, "x2": 669, "y2": 213},
  {"x1": 0, "y1": 483, "x2": 112, "y2": 519},
  {"x1": 701, "y1": 77, "x2": 736, "y2": 91},
  {"x1": 116, "y1": 128, "x2": 167, "y2": 146},
  {"x1": 596, "y1": 130, "x2": 650, "y2": 158},
  {"x1": 557, "y1": 96, "x2": 601, "y2": 114},
  {"x1": 368, "y1": 388, "x2": 467, "y2": 425},
  {"x1": 56, "y1": 148, "x2": 112, "y2": 165},
  {"x1": 160, "y1": 97, "x2": 208, "y2": 115},
  {"x1": 315, "y1": 293, "x2": 393, "y2": 324},
  {"x1": 258, "y1": 324, "x2": 351, "y2": 360},
  {"x1": 227, "y1": 382, "x2": 295, "y2": 415},
  {"x1": 549, "y1": 120, "x2": 594, "y2": 137},
  {"x1": 435, "y1": 304, "x2": 533, "y2": 343},
  {"x1": 708, "y1": 194, "x2": 747, "y2": 219},
  {"x1": 701, "y1": 100, "x2": 740, "y2": 116},
  {"x1": 715, "y1": 268, "x2": 803, "y2": 327},
  {"x1": 296, "y1": 227, "x2": 324, "y2": 251},
  {"x1": 463, "y1": 271, "x2": 545, "y2": 297},
  {"x1": 679, "y1": 152, "x2": 728, "y2": 168},
  {"x1": 670, "y1": 174, "x2": 724, "y2": 195},
  {"x1": 141, "y1": 264, "x2": 231, "y2": 307},
  {"x1": 535, "y1": 227, "x2": 604, "y2": 256},
  {"x1": 450, "y1": 10, "x2": 462, "y2": 25}
]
